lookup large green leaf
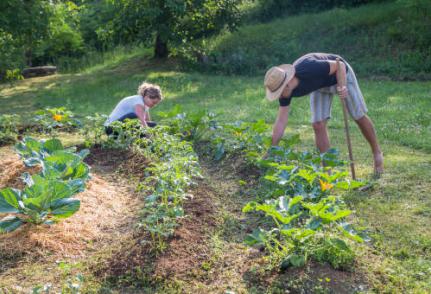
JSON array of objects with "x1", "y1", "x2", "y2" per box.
[
  {"x1": 0, "y1": 188, "x2": 21, "y2": 213},
  {"x1": 44, "y1": 150, "x2": 80, "y2": 167},
  {"x1": 23, "y1": 178, "x2": 73, "y2": 210},
  {"x1": 51, "y1": 198, "x2": 80, "y2": 218},
  {"x1": 71, "y1": 163, "x2": 90, "y2": 181},
  {"x1": 244, "y1": 228, "x2": 267, "y2": 246},
  {"x1": 42, "y1": 138, "x2": 64, "y2": 153},
  {"x1": 68, "y1": 179, "x2": 86, "y2": 194},
  {"x1": 0, "y1": 216, "x2": 23, "y2": 233},
  {"x1": 286, "y1": 254, "x2": 306, "y2": 268}
]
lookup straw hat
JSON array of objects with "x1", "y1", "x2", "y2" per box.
[{"x1": 264, "y1": 64, "x2": 295, "y2": 101}]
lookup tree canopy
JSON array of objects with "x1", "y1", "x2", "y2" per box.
[{"x1": 0, "y1": 0, "x2": 241, "y2": 77}]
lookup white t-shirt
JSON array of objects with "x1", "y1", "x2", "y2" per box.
[{"x1": 104, "y1": 95, "x2": 149, "y2": 126}]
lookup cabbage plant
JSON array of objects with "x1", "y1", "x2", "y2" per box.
[
  {"x1": 0, "y1": 137, "x2": 90, "y2": 233},
  {"x1": 0, "y1": 176, "x2": 80, "y2": 232}
]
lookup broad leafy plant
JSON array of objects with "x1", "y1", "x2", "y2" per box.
[
  {"x1": 0, "y1": 177, "x2": 81, "y2": 231},
  {"x1": 243, "y1": 146, "x2": 366, "y2": 269},
  {"x1": 158, "y1": 105, "x2": 217, "y2": 141},
  {"x1": 208, "y1": 119, "x2": 271, "y2": 161},
  {"x1": 15, "y1": 137, "x2": 87, "y2": 167},
  {"x1": 0, "y1": 137, "x2": 90, "y2": 233}
]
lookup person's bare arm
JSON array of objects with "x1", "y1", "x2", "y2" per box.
[
  {"x1": 328, "y1": 60, "x2": 348, "y2": 99},
  {"x1": 272, "y1": 106, "x2": 290, "y2": 146},
  {"x1": 135, "y1": 104, "x2": 148, "y2": 127}
]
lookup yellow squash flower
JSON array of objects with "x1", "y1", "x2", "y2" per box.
[
  {"x1": 319, "y1": 179, "x2": 334, "y2": 191},
  {"x1": 53, "y1": 114, "x2": 63, "y2": 122}
]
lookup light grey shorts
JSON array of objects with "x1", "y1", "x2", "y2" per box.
[{"x1": 310, "y1": 63, "x2": 368, "y2": 123}]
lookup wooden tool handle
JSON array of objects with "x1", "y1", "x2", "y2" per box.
[{"x1": 336, "y1": 58, "x2": 356, "y2": 180}]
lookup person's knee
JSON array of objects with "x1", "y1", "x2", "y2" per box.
[
  {"x1": 312, "y1": 120, "x2": 327, "y2": 133},
  {"x1": 354, "y1": 114, "x2": 367, "y2": 122}
]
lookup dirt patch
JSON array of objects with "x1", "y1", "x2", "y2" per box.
[
  {"x1": 97, "y1": 179, "x2": 220, "y2": 287},
  {"x1": 85, "y1": 146, "x2": 151, "y2": 182},
  {"x1": 243, "y1": 261, "x2": 368, "y2": 293},
  {"x1": 154, "y1": 181, "x2": 219, "y2": 279}
]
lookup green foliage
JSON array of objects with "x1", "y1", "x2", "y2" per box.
[
  {"x1": 0, "y1": 137, "x2": 90, "y2": 233},
  {"x1": 32, "y1": 273, "x2": 84, "y2": 294},
  {"x1": 137, "y1": 127, "x2": 202, "y2": 249},
  {"x1": 311, "y1": 237, "x2": 355, "y2": 269},
  {"x1": 0, "y1": 114, "x2": 20, "y2": 146},
  {"x1": 4, "y1": 69, "x2": 24, "y2": 86},
  {"x1": 16, "y1": 137, "x2": 68, "y2": 166},
  {"x1": 207, "y1": 119, "x2": 272, "y2": 161},
  {"x1": 80, "y1": 113, "x2": 108, "y2": 148},
  {"x1": 200, "y1": 115, "x2": 365, "y2": 270},
  {"x1": 190, "y1": 1, "x2": 431, "y2": 79},
  {"x1": 0, "y1": 29, "x2": 23, "y2": 74},
  {"x1": 157, "y1": 105, "x2": 217, "y2": 141},
  {"x1": 0, "y1": 0, "x2": 51, "y2": 67},
  {"x1": 241, "y1": 145, "x2": 365, "y2": 269},
  {"x1": 36, "y1": 2, "x2": 84, "y2": 65},
  {"x1": 33, "y1": 107, "x2": 82, "y2": 134},
  {"x1": 248, "y1": 0, "x2": 382, "y2": 22},
  {"x1": 99, "y1": 118, "x2": 201, "y2": 250},
  {"x1": 103, "y1": 0, "x2": 242, "y2": 57}
]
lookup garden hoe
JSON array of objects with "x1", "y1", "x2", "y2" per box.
[{"x1": 336, "y1": 58, "x2": 356, "y2": 180}]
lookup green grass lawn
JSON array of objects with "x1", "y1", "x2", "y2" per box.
[{"x1": 1, "y1": 53, "x2": 430, "y2": 292}]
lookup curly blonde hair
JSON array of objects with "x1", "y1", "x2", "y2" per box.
[{"x1": 138, "y1": 82, "x2": 163, "y2": 101}]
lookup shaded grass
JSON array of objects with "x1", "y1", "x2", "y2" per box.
[
  {"x1": 0, "y1": 54, "x2": 430, "y2": 292},
  {"x1": 193, "y1": 1, "x2": 431, "y2": 79}
]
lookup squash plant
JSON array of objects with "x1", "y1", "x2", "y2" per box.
[
  {"x1": 33, "y1": 107, "x2": 81, "y2": 133},
  {"x1": 243, "y1": 146, "x2": 366, "y2": 269},
  {"x1": 157, "y1": 105, "x2": 217, "y2": 141}
]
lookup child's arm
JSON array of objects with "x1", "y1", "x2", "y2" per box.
[{"x1": 134, "y1": 104, "x2": 149, "y2": 127}]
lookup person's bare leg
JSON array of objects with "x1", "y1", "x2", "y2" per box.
[
  {"x1": 312, "y1": 120, "x2": 330, "y2": 153},
  {"x1": 355, "y1": 115, "x2": 383, "y2": 174}
]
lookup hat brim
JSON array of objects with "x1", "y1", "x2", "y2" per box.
[{"x1": 265, "y1": 64, "x2": 295, "y2": 101}]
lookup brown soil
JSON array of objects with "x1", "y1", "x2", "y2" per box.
[
  {"x1": 97, "y1": 179, "x2": 220, "y2": 287},
  {"x1": 85, "y1": 146, "x2": 151, "y2": 182},
  {"x1": 243, "y1": 261, "x2": 368, "y2": 294},
  {"x1": 154, "y1": 181, "x2": 219, "y2": 279}
]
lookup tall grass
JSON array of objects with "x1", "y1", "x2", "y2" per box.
[{"x1": 185, "y1": 1, "x2": 431, "y2": 79}]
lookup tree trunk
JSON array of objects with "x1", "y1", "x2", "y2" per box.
[{"x1": 154, "y1": 33, "x2": 169, "y2": 58}]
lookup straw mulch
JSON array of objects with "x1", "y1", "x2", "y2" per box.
[{"x1": 0, "y1": 151, "x2": 141, "y2": 262}]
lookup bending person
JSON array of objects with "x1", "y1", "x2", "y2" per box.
[
  {"x1": 104, "y1": 82, "x2": 163, "y2": 135},
  {"x1": 264, "y1": 52, "x2": 383, "y2": 175}
]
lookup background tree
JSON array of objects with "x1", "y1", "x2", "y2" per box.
[
  {"x1": 109, "y1": 0, "x2": 242, "y2": 58},
  {"x1": 0, "y1": 0, "x2": 51, "y2": 66}
]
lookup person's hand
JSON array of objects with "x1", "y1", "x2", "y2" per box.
[{"x1": 337, "y1": 85, "x2": 348, "y2": 99}]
